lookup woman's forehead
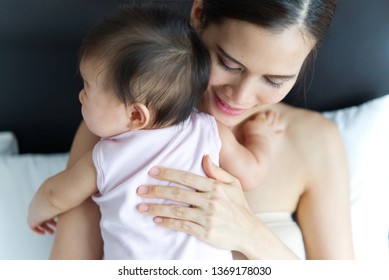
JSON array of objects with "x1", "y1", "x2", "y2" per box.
[{"x1": 202, "y1": 19, "x2": 315, "y2": 75}]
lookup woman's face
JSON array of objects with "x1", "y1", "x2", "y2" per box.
[{"x1": 196, "y1": 19, "x2": 315, "y2": 127}]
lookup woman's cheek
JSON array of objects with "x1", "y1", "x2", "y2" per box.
[
  {"x1": 262, "y1": 83, "x2": 295, "y2": 105},
  {"x1": 263, "y1": 91, "x2": 288, "y2": 105}
]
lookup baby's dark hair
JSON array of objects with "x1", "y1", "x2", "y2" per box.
[{"x1": 79, "y1": 4, "x2": 210, "y2": 128}]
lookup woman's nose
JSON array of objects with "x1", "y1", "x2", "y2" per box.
[{"x1": 231, "y1": 77, "x2": 258, "y2": 105}]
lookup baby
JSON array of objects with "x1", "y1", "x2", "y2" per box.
[{"x1": 28, "y1": 4, "x2": 280, "y2": 259}]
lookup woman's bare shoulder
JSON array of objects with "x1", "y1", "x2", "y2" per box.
[
  {"x1": 274, "y1": 103, "x2": 338, "y2": 136},
  {"x1": 273, "y1": 103, "x2": 343, "y2": 158}
]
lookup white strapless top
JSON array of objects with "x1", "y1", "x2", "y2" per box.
[{"x1": 256, "y1": 212, "x2": 306, "y2": 259}]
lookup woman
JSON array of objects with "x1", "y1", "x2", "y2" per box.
[{"x1": 50, "y1": 0, "x2": 354, "y2": 259}]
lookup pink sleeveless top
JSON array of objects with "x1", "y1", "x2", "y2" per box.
[{"x1": 92, "y1": 112, "x2": 232, "y2": 260}]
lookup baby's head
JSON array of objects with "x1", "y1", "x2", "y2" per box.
[{"x1": 79, "y1": 4, "x2": 210, "y2": 130}]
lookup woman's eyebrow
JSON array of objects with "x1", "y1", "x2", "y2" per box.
[{"x1": 217, "y1": 45, "x2": 246, "y2": 68}]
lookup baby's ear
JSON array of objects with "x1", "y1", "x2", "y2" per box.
[{"x1": 125, "y1": 102, "x2": 150, "y2": 130}]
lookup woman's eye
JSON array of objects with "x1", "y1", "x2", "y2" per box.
[
  {"x1": 217, "y1": 56, "x2": 241, "y2": 73},
  {"x1": 265, "y1": 78, "x2": 284, "y2": 89},
  {"x1": 264, "y1": 76, "x2": 285, "y2": 88}
]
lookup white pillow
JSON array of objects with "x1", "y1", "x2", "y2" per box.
[
  {"x1": 323, "y1": 94, "x2": 389, "y2": 260},
  {"x1": 0, "y1": 132, "x2": 18, "y2": 155},
  {"x1": 0, "y1": 153, "x2": 68, "y2": 259}
]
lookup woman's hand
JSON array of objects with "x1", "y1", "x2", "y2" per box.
[{"x1": 136, "y1": 155, "x2": 258, "y2": 253}]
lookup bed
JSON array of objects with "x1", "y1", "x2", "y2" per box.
[{"x1": 0, "y1": 0, "x2": 388, "y2": 259}]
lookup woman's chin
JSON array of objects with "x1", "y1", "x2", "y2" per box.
[{"x1": 210, "y1": 109, "x2": 244, "y2": 128}]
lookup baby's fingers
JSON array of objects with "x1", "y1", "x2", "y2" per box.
[
  {"x1": 32, "y1": 222, "x2": 56, "y2": 235},
  {"x1": 265, "y1": 109, "x2": 280, "y2": 124},
  {"x1": 47, "y1": 218, "x2": 57, "y2": 227},
  {"x1": 31, "y1": 226, "x2": 45, "y2": 235}
]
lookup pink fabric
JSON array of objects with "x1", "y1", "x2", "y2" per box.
[{"x1": 92, "y1": 112, "x2": 232, "y2": 259}]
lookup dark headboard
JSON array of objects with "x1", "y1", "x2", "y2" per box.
[
  {"x1": 1, "y1": 0, "x2": 388, "y2": 153},
  {"x1": 286, "y1": 0, "x2": 389, "y2": 111}
]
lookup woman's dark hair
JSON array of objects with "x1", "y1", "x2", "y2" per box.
[
  {"x1": 199, "y1": 0, "x2": 338, "y2": 89},
  {"x1": 200, "y1": 0, "x2": 338, "y2": 46},
  {"x1": 79, "y1": 4, "x2": 210, "y2": 128}
]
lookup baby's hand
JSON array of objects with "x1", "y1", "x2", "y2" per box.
[
  {"x1": 29, "y1": 218, "x2": 57, "y2": 235},
  {"x1": 243, "y1": 109, "x2": 284, "y2": 139}
]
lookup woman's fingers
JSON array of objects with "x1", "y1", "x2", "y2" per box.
[
  {"x1": 138, "y1": 156, "x2": 242, "y2": 208},
  {"x1": 138, "y1": 202, "x2": 226, "y2": 246},
  {"x1": 155, "y1": 218, "x2": 206, "y2": 239},
  {"x1": 145, "y1": 155, "x2": 240, "y2": 193},
  {"x1": 138, "y1": 203, "x2": 206, "y2": 226},
  {"x1": 137, "y1": 185, "x2": 209, "y2": 208},
  {"x1": 136, "y1": 155, "x2": 251, "y2": 251},
  {"x1": 147, "y1": 165, "x2": 217, "y2": 192},
  {"x1": 153, "y1": 218, "x2": 205, "y2": 241},
  {"x1": 202, "y1": 155, "x2": 240, "y2": 185}
]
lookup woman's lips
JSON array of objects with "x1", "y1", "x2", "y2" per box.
[{"x1": 214, "y1": 94, "x2": 246, "y2": 116}]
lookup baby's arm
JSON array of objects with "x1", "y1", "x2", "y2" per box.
[
  {"x1": 218, "y1": 110, "x2": 281, "y2": 191},
  {"x1": 28, "y1": 150, "x2": 97, "y2": 234}
]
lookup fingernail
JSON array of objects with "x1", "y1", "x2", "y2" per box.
[
  {"x1": 149, "y1": 167, "x2": 160, "y2": 176},
  {"x1": 138, "y1": 204, "x2": 149, "y2": 212},
  {"x1": 154, "y1": 217, "x2": 163, "y2": 223},
  {"x1": 137, "y1": 185, "x2": 148, "y2": 194},
  {"x1": 206, "y1": 155, "x2": 217, "y2": 166}
]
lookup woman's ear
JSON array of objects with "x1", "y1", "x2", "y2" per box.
[
  {"x1": 125, "y1": 102, "x2": 150, "y2": 130},
  {"x1": 190, "y1": 0, "x2": 203, "y2": 32}
]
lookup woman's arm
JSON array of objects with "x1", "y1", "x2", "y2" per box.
[
  {"x1": 50, "y1": 121, "x2": 103, "y2": 259},
  {"x1": 296, "y1": 118, "x2": 354, "y2": 259},
  {"x1": 137, "y1": 155, "x2": 299, "y2": 259}
]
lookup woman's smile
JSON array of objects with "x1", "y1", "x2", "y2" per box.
[{"x1": 214, "y1": 93, "x2": 247, "y2": 116}]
